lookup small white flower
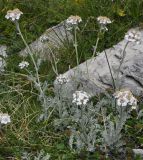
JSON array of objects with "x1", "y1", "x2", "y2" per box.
[
  {"x1": 97, "y1": 16, "x2": 112, "y2": 24},
  {"x1": 128, "y1": 96, "x2": 137, "y2": 106},
  {"x1": 0, "y1": 113, "x2": 11, "y2": 124},
  {"x1": 66, "y1": 15, "x2": 82, "y2": 31},
  {"x1": 117, "y1": 97, "x2": 128, "y2": 107},
  {"x1": 113, "y1": 89, "x2": 137, "y2": 107},
  {"x1": 5, "y1": 8, "x2": 23, "y2": 21},
  {"x1": 55, "y1": 74, "x2": 69, "y2": 85},
  {"x1": 66, "y1": 15, "x2": 82, "y2": 26},
  {"x1": 40, "y1": 35, "x2": 49, "y2": 43},
  {"x1": 72, "y1": 90, "x2": 90, "y2": 106},
  {"x1": 19, "y1": 61, "x2": 29, "y2": 69},
  {"x1": 97, "y1": 16, "x2": 112, "y2": 31},
  {"x1": 131, "y1": 105, "x2": 137, "y2": 110},
  {"x1": 125, "y1": 29, "x2": 141, "y2": 44}
]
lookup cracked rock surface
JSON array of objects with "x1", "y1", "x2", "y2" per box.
[
  {"x1": 54, "y1": 28, "x2": 143, "y2": 97},
  {"x1": 19, "y1": 21, "x2": 72, "y2": 59}
]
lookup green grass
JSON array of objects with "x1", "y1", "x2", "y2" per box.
[{"x1": 0, "y1": 0, "x2": 143, "y2": 159}]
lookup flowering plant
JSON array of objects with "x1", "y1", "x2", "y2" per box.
[
  {"x1": 55, "y1": 74, "x2": 69, "y2": 85},
  {"x1": 72, "y1": 90, "x2": 90, "y2": 105},
  {"x1": 125, "y1": 29, "x2": 141, "y2": 44},
  {"x1": 113, "y1": 89, "x2": 137, "y2": 107},
  {"x1": 19, "y1": 61, "x2": 29, "y2": 69},
  {"x1": 66, "y1": 15, "x2": 82, "y2": 26},
  {"x1": 0, "y1": 113, "x2": 11, "y2": 125},
  {"x1": 97, "y1": 16, "x2": 112, "y2": 31},
  {"x1": 5, "y1": 8, "x2": 23, "y2": 21}
]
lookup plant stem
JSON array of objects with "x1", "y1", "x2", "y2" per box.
[
  {"x1": 46, "y1": 44, "x2": 58, "y2": 75},
  {"x1": 15, "y1": 22, "x2": 37, "y2": 74},
  {"x1": 101, "y1": 106, "x2": 107, "y2": 154},
  {"x1": 81, "y1": 17, "x2": 90, "y2": 33},
  {"x1": 92, "y1": 28, "x2": 101, "y2": 57},
  {"x1": 104, "y1": 50, "x2": 116, "y2": 91},
  {"x1": 74, "y1": 26, "x2": 79, "y2": 65},
  {"x1": 116, "y1": 42, "x2": 129, "y2": 89},
  {"x1": 92, "y1": 36, "x2": 100, "y2": 57},
  {"x1": 15, "y1": 21, "x2": 47, "y2": 112}
]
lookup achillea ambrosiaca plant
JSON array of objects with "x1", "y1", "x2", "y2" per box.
[
  {"x1": 5, "y1": 8, "x2": 23, "y2": 21},
  {"x1": 94, "y1": 16, "x2": 112, "y2": 53},
  {"x1": 5, "y1": 8, "x2": 143, "y2": 158},
  {"x1": 113, "y1": 89, "x2": 137, "y2": 107},
  {"x1": 101, "y1": 89, "x2": 138, "y2": 154},
  {"x1": 19, "y1": 61, "x2": 29, "y2": 69},
  {"x1": 66, "y1": 15, "x2": 82, "y2": 65},
  {"x1": 66, "y1": 15, "x2": 82, "y2": 32},
  {"x1": 0, "y1": 113, "x2": 11, "y2": 125},
  {"x1": 116, "y1": 29, "x2": 141, "y2": 89},
  {"x1": 97, "y1": 16, "x2": 112, "y2": 31},
  {"x1": 55, "y1": 74, "x2": 69, "y2": 85},
  {"x1": 54, "y1": 96, "x2": 102, "y2": 152},
  {"x1": 5, "y1": 9, "x2": 52, "y2": 121},
  {"x1": 72, "y1": 90, "x2": 91, "y2": 105},
  {"x1": 66, "y1": 15, "x2": 82, "y2": 26},
  {"x1": 124, "y1": 29, "x2": 141, "y2": 44},
  {"x1": 40, "y1": 35, "x2": 49, "y2": 43}
]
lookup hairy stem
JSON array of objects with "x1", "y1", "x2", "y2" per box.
[
  {"x1": 92, "y1": 36, "x2": 100, "y2": 57},
  {"x1": 104, "y1": 50, "x2": 116, "y2": 91},
  {"x1": 46, "y1": 44, "x2": 58, "y2": 75},
  {"x1": 116, "y1": 42, "x2": 129, "y2": 89},
  {"x1": 74, "y1": 26, "x2": 79, "y2": 65},
  {"x1": 92, "y1": 28, "x2": 102, "y2": 58},
  {"x1": 15, "y1": 21, "x2": 47, "y2": 112}
]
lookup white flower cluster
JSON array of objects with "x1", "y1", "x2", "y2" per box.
[
  {"x1": 40, "y1": 35, "x2": 49, "y2": 43},
  {"x1": 72, "y1": 90, "x2": 90, "y2": 105},
  {"x1": 19, "y1": 61, "x2": 29, "y2": 69},
  {"x1": 5, "y1": 8, "x2": 23, "y2": 21},
  {"x1": 55, "y1": 74, "x2": 69, "y2": 85},
  {"x1": 97, "y1": 16, "x2": 112, "y2": 31},
  {"x1": 113, "y1": 89, "x2": 137, "y2": 107},
  {"x1": 0, "y1": 113, "x2": 11, "y2": 124},
  {"x1": 125, "y1": 29, "x2": 141, "y2": 44},
  {"x1": 66, "y1": 15, "x2": 82, "y2": 25}
]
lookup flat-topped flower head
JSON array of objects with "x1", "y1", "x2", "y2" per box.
[
  {"x1": 19, "y1": 61, "x2": 29, "y2": 69},
  {"x1": 72, "y1": 90, "x2": 91, "y2": 105},
  {"x1": 125, "y1": 29, "x2": 141, "y2": 44},
  {"x1": 66, "y1": 15, "x2": 82, "y2": 25},
  {"x1": 5, "y1": 8, "x2": 23, "y2": 21},
  {"x1": 97, "y1": 16, "x2": 112, "y2": 31},
  {"x1": 0, "y1": 113, "x2": 11, "y2": 124},
  {"x1": 55, "y1": 74, "x2": 69, "y2": 85},
  {"x1": 131, "y1": 105, "x2": 137, "y2": 110},
  {"x1": 40, "y1": 35, "x2": 49, "y2": 43},
  {"x1": 113, "y1": 89, "x2": 137, "y2": 107},
  {"x1": 97, "y1": 16, "x2": 112, "y2": 24}
]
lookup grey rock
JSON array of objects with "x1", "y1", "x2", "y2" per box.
[
  {"x1": 54, "y1": 28, "x2": 143, "y2": 97},
  {"x1": 0, "y1": 45, "x2": 7, "y2": 72},
  {"x1": 133, "y1": 149, "x2": 143, "y2": 158},
  {"x1": 19, "y1": 21, "x2": 72, "y2": 59}
]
